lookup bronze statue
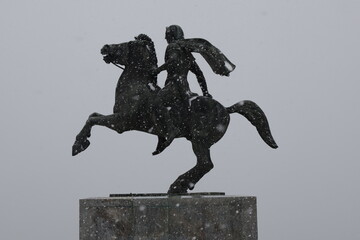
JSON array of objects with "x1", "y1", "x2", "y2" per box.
[{"x1": 72, "y1": 27, "x2": 277, "y2": 194}]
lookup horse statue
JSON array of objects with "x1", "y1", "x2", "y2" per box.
[{"x1": 72, "y1": 35, "x2": 278, "y2": 194}]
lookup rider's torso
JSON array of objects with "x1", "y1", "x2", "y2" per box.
[{"x1": 164, "y1": 42, "x2": 195, "y2": 87}]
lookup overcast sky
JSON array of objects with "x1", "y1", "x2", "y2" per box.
[{"x1": 1, "y1": 0, "x2": 359, "y2": 239}]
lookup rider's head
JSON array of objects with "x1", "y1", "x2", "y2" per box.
[{"x1": 165, "y1": 25, "x2": 184, "y2": 44}]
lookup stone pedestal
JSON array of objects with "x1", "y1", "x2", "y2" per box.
[{"x1": 80, "y1": 194, "x2": 257, "y2": 240}]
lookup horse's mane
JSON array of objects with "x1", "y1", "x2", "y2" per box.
[
  {"x1": 134, "y1": 34, "x2": 158, "y2": 68},
  {"x1": 135, "y1": 34, "x2": 152, "y2": 43}
]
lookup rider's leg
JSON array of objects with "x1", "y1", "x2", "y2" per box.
[
  {"x1": 152, "y1": 86, "x2": 180, "y2": 155},
  {"x1": 153, "y1": 136, "x2": 167, "y2": 155}
]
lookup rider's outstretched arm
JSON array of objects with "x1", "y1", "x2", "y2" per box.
[
  {"x1": 152, "y1": 44, "x2": 181, "y2": 76},
  {"x1": 190, "y1": 61, "x2": 212, "y2": 98}
]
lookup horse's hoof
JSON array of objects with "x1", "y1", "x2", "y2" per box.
[
  {"x1": 167, "y1": 187, "x2": 188, "y2": 195},
  {"x1": 152, "y1": 149, "x2": 161, "y2": 156},
  {"x1": 72, "y1": 139, "x2": 90, "y2": 156},
  {"x1": 167, "y1": 182, "x2": 189, "y2": 195}
]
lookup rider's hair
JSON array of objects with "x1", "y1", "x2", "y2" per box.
[{"x1": 166, "y1": 25, "x2": 184, "y2": 42}]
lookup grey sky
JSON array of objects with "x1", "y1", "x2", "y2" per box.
[{"x1": 1, "y1": 0, "x2": 359, "y2": 239}]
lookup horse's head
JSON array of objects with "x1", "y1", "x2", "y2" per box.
[
  {"x1": 101, "y1": 34, "x2": 157, "y2": 70},
  {"x1": 101, "y1": 42, "x2": 129, "y2": 66}
]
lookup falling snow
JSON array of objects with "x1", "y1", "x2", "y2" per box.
[
  {"x1": 148, "y1": 83, "x2": 156, "y2": 91},
  {"x1": 216, "y1": 124, "x2": 226, "y2": 132}
]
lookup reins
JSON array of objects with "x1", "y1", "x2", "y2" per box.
[{"x1": 111, "y1": 62, "x2": 125, "y2": 70}]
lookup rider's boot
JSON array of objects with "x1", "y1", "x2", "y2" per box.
[
  {"x1": 152, "y1": 126, "x2": 180, "y2": 155},
  {"x1": 152, "y1": 107, "x2": 180, "y2": 155}
]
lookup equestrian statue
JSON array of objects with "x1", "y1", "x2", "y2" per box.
[{"x1": 72, "y1": 25, "x2": 278, "y2": 194}]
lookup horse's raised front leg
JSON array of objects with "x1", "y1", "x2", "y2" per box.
[
  {"x1": 168, "y1": 141, "x2": 214, "y2": 194},
  {"x1": 72, "y1": 112, "x2": 127, "y2": 156}
]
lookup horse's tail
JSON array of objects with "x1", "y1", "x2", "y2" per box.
[{"x1": 227, "y1": 100, "x2": 278, "y2": 149}]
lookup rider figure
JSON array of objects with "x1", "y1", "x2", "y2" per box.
[{"x1": 152, "y1": 25, "x2": 212, "y2": 155}]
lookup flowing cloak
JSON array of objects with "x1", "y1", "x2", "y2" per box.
[{"x1": 177, "y1": 38, "x2": 236, "y2": 76}]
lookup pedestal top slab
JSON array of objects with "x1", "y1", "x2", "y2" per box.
[{"x1": 80, "y1": 194, "x2": 258, "y2": 240}]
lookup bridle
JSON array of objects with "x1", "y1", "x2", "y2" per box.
[{"x1": 111, "y1": 62, "x2": 125, "y2": 70}]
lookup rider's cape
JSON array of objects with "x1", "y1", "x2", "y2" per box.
[{"x1": 178, "y1": 38, "x2": 236, "y2": 76}]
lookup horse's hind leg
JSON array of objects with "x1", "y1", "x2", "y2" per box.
[
  {"x1": 168, "y1": 141, "x2": 214, "y2": 194},
  {"x1": 72, "y1": 113, "x2": 126, "y2": 156}
]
